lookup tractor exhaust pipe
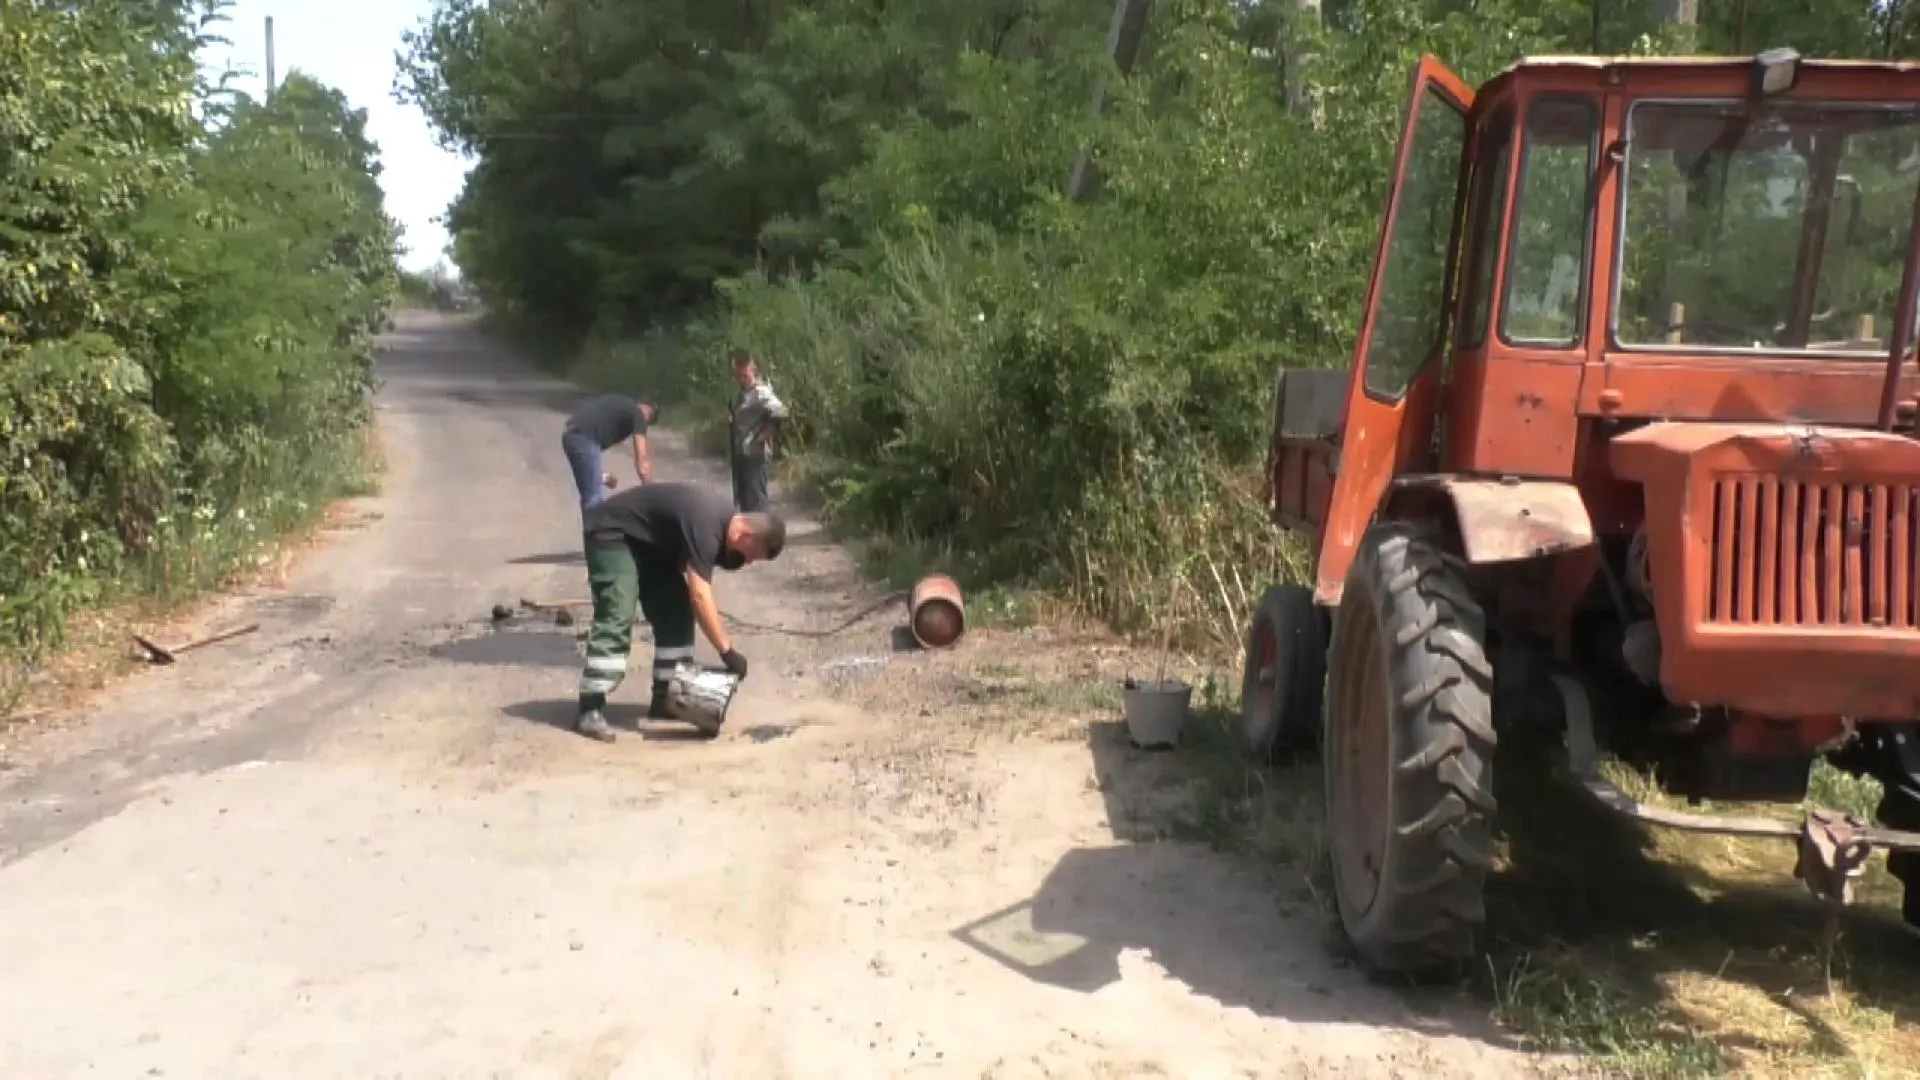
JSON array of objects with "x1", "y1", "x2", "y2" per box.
[{"x1": 1875, "y1": 177, "x2": 1920, "y2": 429}]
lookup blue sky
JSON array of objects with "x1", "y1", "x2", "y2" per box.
[{"x1": 197, "y1": 0, "x2": 471, "y2": 273}]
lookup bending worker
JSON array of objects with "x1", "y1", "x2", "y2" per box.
[
  {"x1": 561, "y1": 393, "x2": 658, "y2": 511},
  {"x1": 574, "y1": 481, "x2": 787, "y2": 743},
  {"x1": 726, "y1": 350, "x2": 787, "y2": 512}
]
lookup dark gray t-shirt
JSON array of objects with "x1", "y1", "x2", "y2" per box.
[
  {"x1": 582, "y1": 482, "x2": 736, "y2": 580},
  {"x1": 567, "y1": 394, "x2": 647, "y2": 449}
]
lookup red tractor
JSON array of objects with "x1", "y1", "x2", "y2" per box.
[{"x1": 1244, "y1": 48, "x2": 1920, "y2": 975}]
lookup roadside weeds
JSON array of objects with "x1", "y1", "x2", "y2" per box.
[{"x1": 0, "y1": 428, "x2": 384, "y2": 751}]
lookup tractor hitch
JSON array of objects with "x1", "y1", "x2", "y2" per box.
[
  {"x1": 1794, "y1": 809, "x2": 1875, "y2": 908},
  {"x1": 1549, "y1": 674, "x2": 1920, "y2": 912}
]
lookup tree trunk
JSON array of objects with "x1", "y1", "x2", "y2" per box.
[
  {"x1": 1287, "y1": 0, "x2": 1322, "y2": 125},
  {"x1": 1659, "y1": 0, "x2": 1699, "y2": 50},
  {"x1": 1067, "y1": 0, "x2": 1151, "y2": 204}
]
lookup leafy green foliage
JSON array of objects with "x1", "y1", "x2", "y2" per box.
[
  {"x1": 0, "y1": 0, "x2": 398, "y2": 688},
  {"x1": 401, "y1": 0, "x2": 1920, "y2": 641}
]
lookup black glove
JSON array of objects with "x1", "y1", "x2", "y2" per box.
[{"x1": 721, "y1": 649, "x2": 749, "y2": 679}]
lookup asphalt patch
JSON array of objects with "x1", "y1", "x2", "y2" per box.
[{"x1": 429, "y1": 627, "x2": 582, "y2": 668}]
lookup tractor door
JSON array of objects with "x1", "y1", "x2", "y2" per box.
[{"x1": 1313, "y1": 56, "x2": 1476, "y2": 605}]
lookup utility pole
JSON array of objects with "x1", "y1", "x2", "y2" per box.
[
  {"x1": 264, "y1": 16, "x2": 277, "y2": 101},
  {"x1": 1066, "y1": 0, "x2": 1151, "y2": 204}
]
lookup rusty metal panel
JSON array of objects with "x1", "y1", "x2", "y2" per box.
[
  {"x1": 1703, "y1": 475, "x2": 1920, "y2": 630},
  {"x1": 1895, "y1": 486, "x2": 1912, "y2": 626},
  {"x1": 1269, "y1": 368, "x2": 1343, "y2": 537},
  {"x1": 1393, "y1": 476, "x2": 1596, "y2": 563},
  {"x1": 1611, "y1": 422, "x2": 1920, "y2": 718},
  {"x1": 1275, "y1": 369, "x2": 1347, "y2": 444}
]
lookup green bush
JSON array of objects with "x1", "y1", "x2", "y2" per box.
[
  {"x1": 0, "y1": 0, "x2": 397, "y2": 699},
  {"x1": 678, "y1": 2, "x2": 1510, "y2": 641}
]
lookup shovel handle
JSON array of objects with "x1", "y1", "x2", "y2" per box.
[
  {"x1": 519, "y1": 597, "x2": 588, "y2": 611},
  {"x1": 173, "y1": 622, "x2": 260, "y2": 655}
]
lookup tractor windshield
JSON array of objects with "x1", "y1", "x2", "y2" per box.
[{"x1": 1615, "y1": 101, "x2": 1920, "y2": 355}]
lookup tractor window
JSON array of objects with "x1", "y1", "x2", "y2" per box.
[
  {"x1": 1459, "y1": 103, "x2": 1515, "y2": 350},
  {"x1": 1363, "y1": 87, "x2": 1469, "y2": 398},
  {"x1": 1615, "y1": 101, "x2": 1920, "y2": 354},
  {"x1": 1502, "y1": 96, "x2": 1597, "y2": 347}
]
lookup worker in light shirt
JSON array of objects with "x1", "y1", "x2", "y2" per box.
[{"x1": 724, "y1": 349, "x2": 788, "y2": 513}]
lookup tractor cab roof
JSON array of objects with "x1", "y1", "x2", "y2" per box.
[
  {"x1": 1479, "y1": 52, "x2": 1920, "y2": 100},
  {"x1": 1496, "y1": 54, "x2": 1920, "y2": 79}
]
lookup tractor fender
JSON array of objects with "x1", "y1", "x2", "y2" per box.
[{"x1": 1381, "y1": 476, "x2": 1595, "y2": 564}]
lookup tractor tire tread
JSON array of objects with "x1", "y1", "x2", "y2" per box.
[
  {"x1": 1240, "y1": 583, "x2": 1330, "y2": 763},
  {"x1": 1332, "y1": 521, "x2": 1497, "y2": 980}
]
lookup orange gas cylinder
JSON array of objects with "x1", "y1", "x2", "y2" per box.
[{"x1": 908, "y1": 573, "x2": 966, "y2": 649}]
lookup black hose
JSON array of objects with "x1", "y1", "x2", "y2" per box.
[{"x1": 720, "y1": 590, "x2": 911, "y2": 639}]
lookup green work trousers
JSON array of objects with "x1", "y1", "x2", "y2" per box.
[{"x1": 577, "y1": 538, "x2": 696, "y2": 712}]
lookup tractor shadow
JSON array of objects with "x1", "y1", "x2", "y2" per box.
[
  {"x1": 1003, "y1": 700, "x2": 1920, "y2": 1064},
  {"x1": 1483, "y1": 749, "x2": 1920, "y2": 1067},
  {"x1": 947, "y1": 711, "x2": 1530, "y2": 1050}
]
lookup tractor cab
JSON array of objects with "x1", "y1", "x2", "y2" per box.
[{"x1": 1250, "y1": 50, "x2": 1920, "y2": 977}]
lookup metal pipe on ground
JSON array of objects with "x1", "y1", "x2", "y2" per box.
[{"x1": 909, "y1": 574, "x2": 966, "y2": 649}]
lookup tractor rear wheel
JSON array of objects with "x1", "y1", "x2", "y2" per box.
[
  {"x1": 1240, "y1": 584, "x2": 1330, "y2": 762},
  {"x1": 1324, "y1": 521, "x2": 1497, "y2": 977}
]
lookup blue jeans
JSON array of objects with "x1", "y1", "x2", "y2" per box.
[{"x1": 562, "y1": 427, "x2": 605, "y2": 512}]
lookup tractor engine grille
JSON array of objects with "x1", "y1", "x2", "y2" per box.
[{"x1": 1707, "y1": 475, "x2": 1920, "y2": 628}]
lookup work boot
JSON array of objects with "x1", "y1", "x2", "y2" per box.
[
  {"x1": 647, "y1": 680, "x2": 674, "y2": 720},
  {"x1": 575, "y1": 709, "x2": 616, "y2": 743}
]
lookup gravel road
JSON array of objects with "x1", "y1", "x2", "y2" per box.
[{"x1": 0, "y1": 311, "x2": 1565, "y2": 1078}]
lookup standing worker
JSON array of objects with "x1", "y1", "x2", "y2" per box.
[
  {"x1": 561, "y1": 393, "x2": 658, "y2": 512},
  {"x1": 726, "y1": 350, "x2": 788, "y2": 512},
  {"x1": 573, "y1": 481, "x2": 787, "y2": 743}
]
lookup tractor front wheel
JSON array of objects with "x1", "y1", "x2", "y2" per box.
[
  {"x1": 1240, "y1": 583, "x2": 1330, "y2": 762},
  {"x1": 1324, "y1": 522, "x2": 1498, "y2": 977}
]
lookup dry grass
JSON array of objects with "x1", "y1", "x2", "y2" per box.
[
  {"x1": 1152, "y1": 713, "x2": 1920, "y2": 1078},
  {"x1": 1472, "y1": 755, "x2": 1920, "y2": 1078}
]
